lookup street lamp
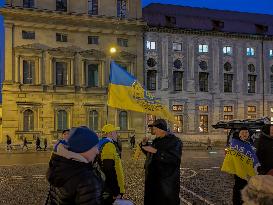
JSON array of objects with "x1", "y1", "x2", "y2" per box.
[
  {"x1": 110, "y1": 47, "x2": 117, "y2": 54},
  {"x1": 106, "y1": 46, "x2": 117, "y2": 124}
]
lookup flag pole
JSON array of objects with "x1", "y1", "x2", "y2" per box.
[{"x1": 107, "y1": 47, "x2": 117, "y2": 124}]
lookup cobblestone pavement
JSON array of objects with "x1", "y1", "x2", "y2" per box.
[{"x1": 0, "y1": 148, "x2": 233, "y2": 205}]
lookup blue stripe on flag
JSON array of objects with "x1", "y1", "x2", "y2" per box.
[{"x1": 110, "y1": 61, "x2": 136, "y2": 86}]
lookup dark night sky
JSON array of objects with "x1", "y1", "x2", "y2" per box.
[{"x1": 142, "y1": 0, "x2": 273, "y2": 15}]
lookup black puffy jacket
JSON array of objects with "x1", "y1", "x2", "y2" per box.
[
  {"x1": 46, "y1": 154, "x2": 103, "y2": 205},
  {"x1": 141, "y1": 133, "x2": 182, "y2": 205},
  {"x1": 256, "y1": 133, "x2": 273, "y2": 175}
]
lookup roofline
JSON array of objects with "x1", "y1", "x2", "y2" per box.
[
  {"x1": 144, "y1": 3, "x2": 273, "y2": 18},
  {"x1": 146, "y1": 26, "x2": 273, "y2": 41}
]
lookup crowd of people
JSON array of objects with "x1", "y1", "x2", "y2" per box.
[
  {"x1": 4, "y1": 119, "x2": 273, "y2": 204},
  {"x1": 44, "y1": 119, "x2": 182, "y2": 205}
]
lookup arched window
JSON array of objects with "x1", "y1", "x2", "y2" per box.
[
  {"x1": 248, "y1": 64, "x2": 255, "y2": 73},
  {"x1": 224, "y1": 62, "x2": 232, "y2": 72},
  {"x1": 89, "y1": 110, "x2": 98, "y2": 131},
  {"x1": 57, "y1": 110, "x2": 68, "y2": 131},
  {"x1": 119, "y1": 111, "x2": 128, "y2": 130},
  {"x1": 23, "y1": 109, "x2": 34, "y2": 131}
]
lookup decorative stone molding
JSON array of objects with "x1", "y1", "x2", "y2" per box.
[
  {"x1": 48, "y1": 46, "x2": 81, "y2": 58},
  {"x1": 79, "y1": 49, "x2": 106, "y2": 60}
]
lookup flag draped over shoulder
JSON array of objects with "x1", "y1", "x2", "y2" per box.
[
  {"x1": 221, "y1": 138, "x2": 260, "y2": 180},
  {"x1": 108, "y1": 61, "x2": 175, "y2": 122}
]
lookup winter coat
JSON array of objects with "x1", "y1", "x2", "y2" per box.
[
  {"x1": 256, "y1": 132, "x2": 273, "y2": 175},
  {"x1": 99, "y1": 138, "x2": 125, "y2": 197},
  {"x1": 46, "y1": 153, "x2": 103, "y2": 205},
  {"x1": 141, "y1": 133, "x2": 182, "y2": 205}
]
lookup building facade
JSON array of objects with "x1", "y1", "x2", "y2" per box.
[
  {"x1": 0, "y1": 0, "x2": 145, "y2": 143},
  {"x1": 143, "y1": 4, "x2": 273, "y2": 141}
]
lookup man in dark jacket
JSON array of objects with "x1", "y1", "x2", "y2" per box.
[
  {"x1": 256, "y1": 124, "x2": 273, "y2": 175},
  {"x1": 141, "y1": 119, "x2": 182, "y2": 205},
  {"x1": 232, "y1": 128, "x2": 251, "y2": 205},
  {"x1": 46, "y1": 126, "x2": 103, "y2": 205}
]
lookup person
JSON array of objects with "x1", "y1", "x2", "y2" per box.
[
  {"x1": 44, "y1": 138, "x2": 48, "y2": 151},
  {"x1": 242, "y1": 175, "x2": 273, "y2": 205},
  {"x1": 53, "y1": 129, "x2": 70, "y2": 152},
  {"x1": 256, "y1": 124, "x2": 273, "y2": 175},
  {"x1": 22, "y1": 137, "x2": 28, "y2": 151},
  {"x1": 130, "y1": 132, "x2": 136, "y2": 149},
  {"x1": 206, "y1": 137, "x2": 212, "y2": 150},
  {"x1": 140, "y1": 119, "x2": 182, "y2": 205},
  {"x1": 98, "y1": 124, "x2": 125, "y2": 205},
  {"x1": 232, "y1": 128, "x2": 250, "y2": 205},
  {"x1": 45, "y1": 126, "x2": 103, "y2": 205},
  {"x1": 36, "y1": 136, "x2": 42, "y2": 151},
  {"x1": 6, "y1": 135, "x2": 12, "y2": 151}
]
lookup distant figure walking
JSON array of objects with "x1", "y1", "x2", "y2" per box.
[
  {"x1": 22, "y1": 137, "x2": 28, "y2": 151},
  {"x1": 207, "y1": 137, "x2": 212, "y2": 150},
  {"x1": 130, "y1": 133, "x2": 136, "y2": 148},
  {"x1": 44, "y1": 138, "x2": 48, "y2": 151},
  {"x1": 36, "y1": 137, "x2": 42, "y2": 151},
  {"x1": 6, "y1": 135, "x2": 12, "y2": 151}
]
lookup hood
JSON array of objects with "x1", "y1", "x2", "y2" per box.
[{"x1": 47, "y1": 153, "x2": 92, "y2": 187}]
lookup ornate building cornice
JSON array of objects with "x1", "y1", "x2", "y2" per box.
[
  {"x1": 79, "y1": 49, "x2": 106, "y2": 59},
  {"x1": 15, "y1": 43, "x2": 50, "y2": 54},
  {"x1": 48, "y1": 46, "x2": 81, "y2": 58},
  {"x1": 0, "y1": 7, "x2": 146, "y2": 35},
  {"x1": 147, "y1": 26, "x2": 273, "y2": 41}
]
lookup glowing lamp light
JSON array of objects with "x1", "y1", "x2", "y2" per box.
[{"x1": 110, "y1": 47, "x2": 117, "y2": 54}]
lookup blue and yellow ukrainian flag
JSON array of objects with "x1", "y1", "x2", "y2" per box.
[
  {"x1": 108, "y1": 61, "x2": 175, "y2": 122},
  {"x1": 221, "y1": 138, "x2": 260, "y2": 180}
]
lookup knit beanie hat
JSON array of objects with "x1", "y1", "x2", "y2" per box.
[{"x1": 67, "y1": 126, "x2": 99, "y2": 153}]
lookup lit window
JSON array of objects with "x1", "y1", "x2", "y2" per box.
[
  {"x1": 147, "y1": 114, "x2": 156, "y2": 133},
  {"x1": 147, "y1": 41, "x2": 156, "y2": 50},
  {"x1": 271, "y1": 107, "x2": 273, "y2": 113},
  {"x1": 224, "y1": 115, "x2": 233, "y2": 121},
  {"x1": 172, "y1": 105, "x2": 183, "y2": 111},
  {"x1": 173, "y1": 42, "x2": 182, "y2": 51},
  {"x1": 173, "y1": 115, "x2": 183, "y2": 133},
  {"x1": 199, "y1": 115, "x2": 208, "y2": 133},
  {"x1": 248, "y1": 115, "x2": 256, "y2": 119},
  {"x1": 224, "y1": 106, "x2": 233, "y2": 112},
  {"x1": 247, "y1": 47, "x2": 255, "y2": 56},
  {"x1": 199, "y1": 105, "x2": 208, "y2": 112},
  {"x1": 248, "y1": 106, "x2": 256, "y2": 112},
  {"x1": 270, "y1": 49, "x2": 273, "y2": 57},
  {"x1": 199, "y1": 44, "x2": 208, "y2": 53},
  {"x1": 223, "y1": 46, "x2": 232, "y2": 55}
]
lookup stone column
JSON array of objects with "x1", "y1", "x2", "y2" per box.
[
  {"x1": 161, "y1": 35, "x2": 169, "y2": 90},
  {"x1": 4, "y1": 23, "x2": 14, "y2": 82},
  {"x1": 186, "y1": 37, "x2": 195, "y2": 92},
  {"x1": 212, "y1": 40, "x2": 220, "y2": 93}
]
